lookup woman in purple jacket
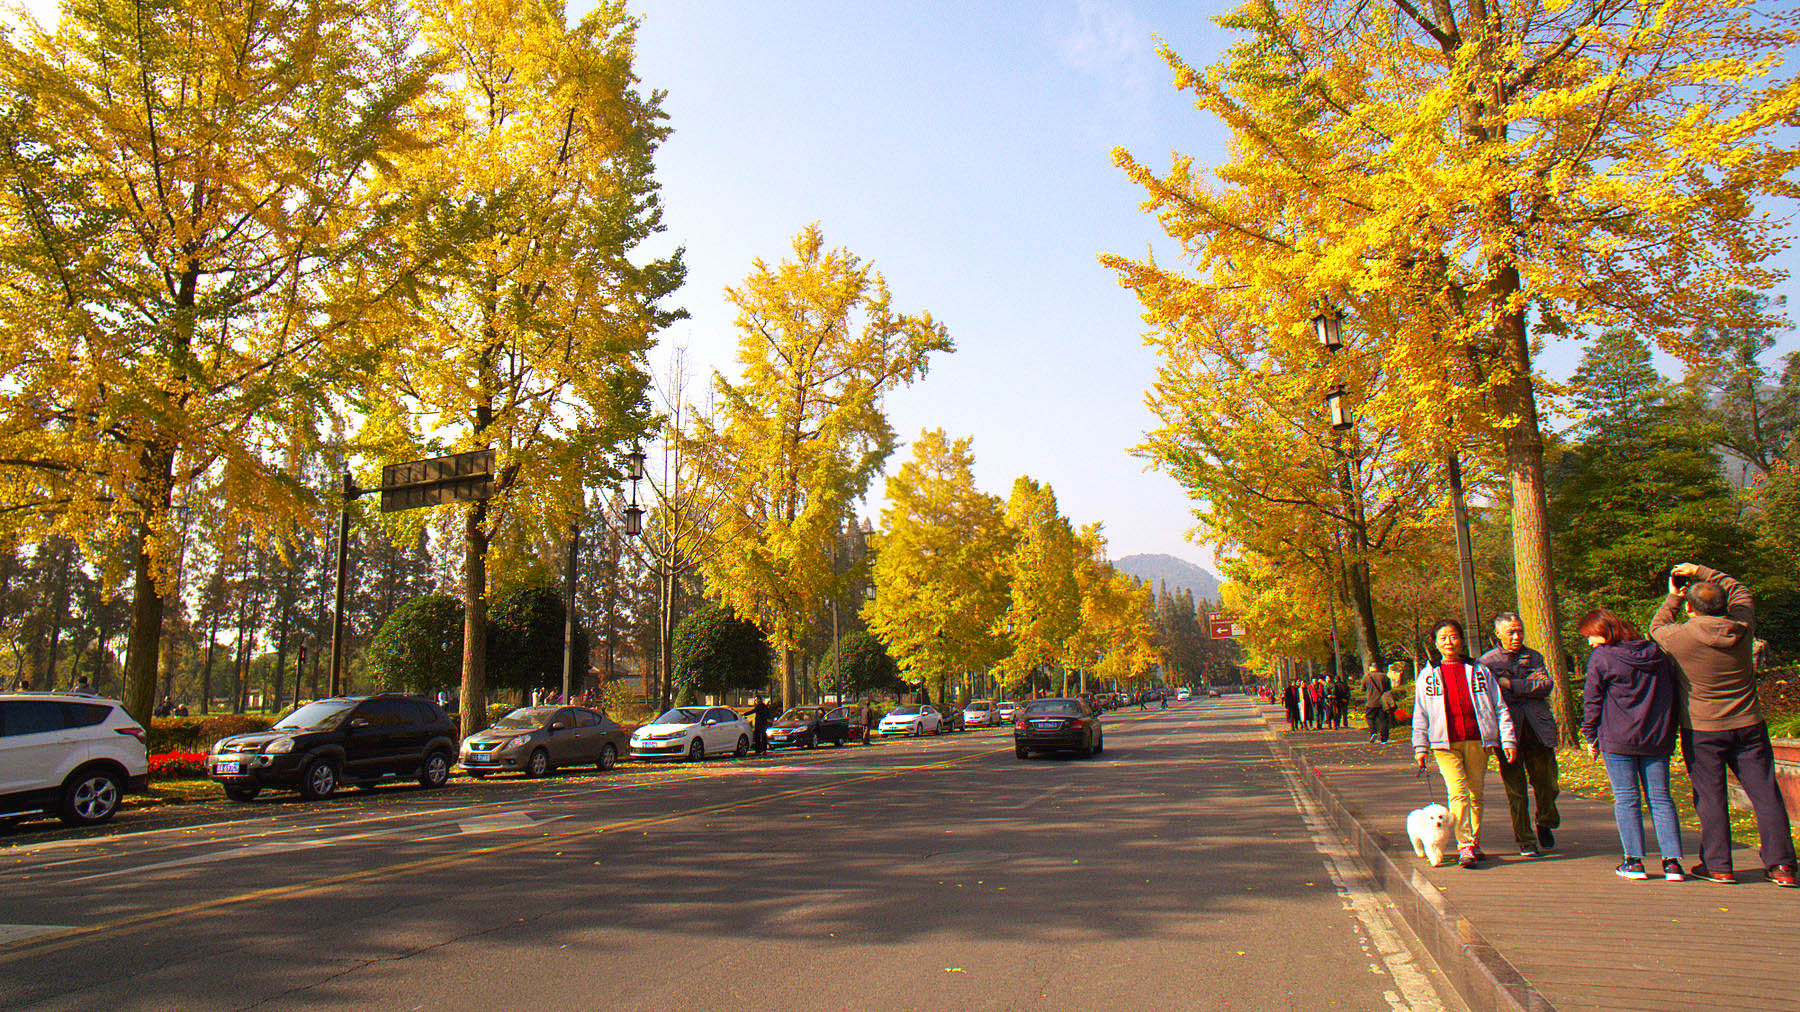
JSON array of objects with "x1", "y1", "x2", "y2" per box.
[{"x1": 1580, "y1": 608, "x2": 1685, "y2": 881}]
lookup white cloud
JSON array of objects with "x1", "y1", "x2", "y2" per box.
[{"x1": 1051, "y1": 0, "x2": 1155, "y2": 116}]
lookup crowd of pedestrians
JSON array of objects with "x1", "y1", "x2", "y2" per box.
[
  {"x1": 1396, "y1": 562, "x2": 1795, "y2": 887},
  {"x1": 1282, "y1": 673, "x2": 1351, "y2": 732}
]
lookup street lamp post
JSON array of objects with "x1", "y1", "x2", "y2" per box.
[
  {"x1": 1318, "y1": 311, "x2": 1349, "y2": 685},
  {"x1": 561, "y1": 448, "x2": 646, "y2": 704}
]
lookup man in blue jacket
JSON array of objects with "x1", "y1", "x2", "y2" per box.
[{"x1": 1480, "y1": 612, "x2": 1562, "y2": 857}]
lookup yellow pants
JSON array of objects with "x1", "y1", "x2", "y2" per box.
[{"x1": 1433, "y1": 739, "x2": 1491, "y2": 851}]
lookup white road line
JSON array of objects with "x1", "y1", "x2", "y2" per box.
[
  {"x1": 0, "y1": 924, "x2": 69, "y2": 945},
  {"x1": 1005, "y1": 785, "x2": 1070, "y2": 810},
  {"x1": 1267, "y1": 725, "x2": 1448, "y2": 1012}
]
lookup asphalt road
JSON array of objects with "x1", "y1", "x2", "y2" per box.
[{"x1": 0, "y1": 696, "x2": 1454, "y2": 1011}]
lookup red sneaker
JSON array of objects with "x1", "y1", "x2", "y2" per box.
[
  {"x1": 1690, "y1": 865, "x2": 1738, "y2": 884},
  {"x1": 1768, "y1": 864, "x2": 1798, "y2": 888}
]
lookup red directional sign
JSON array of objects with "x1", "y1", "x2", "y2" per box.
[{"x1": 1208, "y1": 617, "x2": 1245, "y2": 639}]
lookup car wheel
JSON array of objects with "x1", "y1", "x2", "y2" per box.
[
  {"x1": 1094, "y1": 733, "x2": 1104, "y2": 756},
  {"x1": 224, "y1": 785, "x2": 261, "y2": 802},
  {"x1": 1015, "y1": 744, "x2": 1030, "y2": 759},
  {"x1": 598, "y1": 744, "x2": 618, "y2": 772},
  {"x1": 687, "y1": 738, "x2": 705, "y2": 761},
  {"x1": 419, "y1": 751, "x2": 451, "y2": 788},
  {"x1": 804, "y1": 737, "x2": 816, "y2": 750},
  {"x1": 735, "y1": 734, "x2": 751, "y2": 757},
  {"x1": 526, "y1": 748, "x2": 551, "y2": 778},
  {"x1": 299, "y1": 758, "x2": 338, "y2": 801},
  {"x1": 58, "y1": 767, "x2": 123, "y2": 825}
]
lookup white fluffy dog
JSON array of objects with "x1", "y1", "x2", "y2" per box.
[{"x1": 1407, "y1": 804, "x2": 1455, "y2": 867}]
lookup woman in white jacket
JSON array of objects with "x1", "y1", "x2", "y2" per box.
[{"x1": 1413, "y1": 619, "x2": 1518, "y2": 868}]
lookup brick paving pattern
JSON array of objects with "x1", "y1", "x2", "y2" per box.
[{"x1": 1258, "y1": 705, "x2": 1800, "y2": 1012}]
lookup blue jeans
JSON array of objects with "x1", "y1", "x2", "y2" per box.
[{"x1": 1601, "y1": 752, "x2": 1683, "y2": 860}]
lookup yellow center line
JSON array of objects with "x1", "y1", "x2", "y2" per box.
[{"x1": 0, "y1": 744, "x2": 1013, "y2": 961}]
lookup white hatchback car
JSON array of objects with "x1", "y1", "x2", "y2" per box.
[
  {"x1": 1, "y1": 693, "x2": 148, "y2": 827},
  {"x1": 630, "y1": 706, "x2": 753, "y2": 761},
  {"x1": 961, "y1": 700, "x2": 997, "y2": 727},
  {"x1": 878, "y1": 704, "x2": 942, "y2": 736}
]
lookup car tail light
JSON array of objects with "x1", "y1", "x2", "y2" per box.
[
  {"x1": 1067, "y1": 719, "x2": 1085, "y2": 730},
  {"x1": 1015, "y1": 721, "x2": 1027, "y2": 731},
  {"x1": 117, "y1": 726, "x2": 146, "y2": 742}
]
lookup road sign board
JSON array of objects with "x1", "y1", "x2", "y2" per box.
[
  {"x1": 1208, "y1": 617, "x2": 1246, "y2": 639},
  {"x1": 378, "y1": 449, "x2": 495, "y2": 514}
]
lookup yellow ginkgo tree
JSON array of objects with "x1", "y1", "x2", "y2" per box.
[
  {"x1": 690, "y1": 225, "x2": 951, "y2": 707},
  {"x1": 360, "y1": 0, "x2": 683, "y2": 733},
  {"x1": 0, "y1": 0, "x2": 442, "y2": 723},
  {"x1": 1107, "y1": 0, "x2": 1800, "y2": 736},
  {"x1": 864, "y1": 429, "x2": 1012, "y2": 707}
]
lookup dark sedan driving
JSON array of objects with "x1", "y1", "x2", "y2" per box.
[{"x1": 1013, "y1": 698, "x2": 1103, "y2": 759}]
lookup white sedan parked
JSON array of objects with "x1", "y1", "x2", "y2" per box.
[
  {"x1": 629, "y1": 706, "x2": 753, "y2": 761},
  {"x1": 878, "y1": 704, "x2": 943, "y2": 737},
  {"x1": 961, "y1": 700, "x2": 997, "y2": 727}
]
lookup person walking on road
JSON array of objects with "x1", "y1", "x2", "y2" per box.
[
  {"x1": 1579, "y1": 607, "x2": 1685, "y2": 881},
  {"x1": 861, "y1": 700, "x2": 874, "y2": 744},
  {"x1": 1480, "y1": 612, "x2": 1562, "y2": 857},
  {"x1": 1412, "y1": 619, "x2": 1517, "y2": 868},
  {"x1": 1651, "y1": 563, "x2": 1797, "y2": 887},
  {"x1": 1361, "y1": 662, "x2": 1392, "y2": 743},
  {"x1": 751, "y1": 696, "x2": 772, "y2": 755}
]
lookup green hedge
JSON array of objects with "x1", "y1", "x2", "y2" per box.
[{"x1": 148, "y1": 714, "x2": 275, "y2": 753}]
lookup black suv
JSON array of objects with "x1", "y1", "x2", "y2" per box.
[{"x1": 208, "y1": 694, "x2": 458, "y2": 802}]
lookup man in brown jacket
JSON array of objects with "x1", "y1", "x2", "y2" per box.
[
  {"x1": 1650, "y1": 563, "x2": 1796, "y2": 886},
  {"x1": 1360, "y1": 661, "x2": 1392, "y2": 743}
]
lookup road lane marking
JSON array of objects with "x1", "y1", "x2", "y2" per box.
[
  {"x1": 1005, "y1": 785, "x2": 1070, "y2": 810},
  {"x1": 0, "y1": 924, "x2": 68, "y2": 945},
  {"x1": 1266, "y1": 725, "x2": 1446, "y2": 1012},
  {"x1": 0, "y1": 745, "x2": 1014, "y2": 960}
]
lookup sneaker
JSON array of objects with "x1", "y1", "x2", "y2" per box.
[
  {"x1": 1517, "y1": 847, "x2": 1540, "y2": 858},
  {"x1": 1768, "y1": 864, "x2": 1799, "y2": 888},
  {"x1": 1616, "y1": 858, "x2": 1648, "y2": 880},
  {"x1": 1536, "y1": 825, "x2": 1555, "y2": 851},
  {"x1": 1662, "y1": 859, "x2": 1686, "y2": 882},
  {"x1": 1369, "y1": 735, "x2": 1380, "y2": 743},
  {"x1": 1690, "y1": 864, "x2": 1737, "y2": 884},
  {"x1": 1458, "y1": 846, "x2": 1480, "y2": 869}
]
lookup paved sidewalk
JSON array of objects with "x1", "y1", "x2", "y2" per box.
[{"x1": 1257, "y1": 705, "x2": 1799, "y2": 1012}]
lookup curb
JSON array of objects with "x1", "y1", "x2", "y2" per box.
[{"x1": 1258, "y1": 709, "x2": 1556, "y2": 1012}]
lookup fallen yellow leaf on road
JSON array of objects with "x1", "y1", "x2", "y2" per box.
[{"x1": 945, "y1": 968, "x2": 965, "y2": 974}]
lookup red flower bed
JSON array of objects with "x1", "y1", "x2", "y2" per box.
[{"x1": 149, "y1": 750, "x2": 209, "y2": 778}]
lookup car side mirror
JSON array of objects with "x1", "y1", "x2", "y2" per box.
[
  {"x1": 549, "y1": 721, "x2": 565, "y2": 731},
  {"x1": 703, "y1": 718, "x2": 718, "y2": 726}
]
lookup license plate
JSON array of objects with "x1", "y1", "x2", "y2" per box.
[
  {"x1": 1031, "y1": 720, "x2": 1061, "y2": 729},
  {"x1": 215, "y1": 760, "x2": 241, "y2": 774}
]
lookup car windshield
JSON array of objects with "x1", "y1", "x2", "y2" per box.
[
  {"x1": 491, "y1": 707, "x2": 556, "y2": 730},
  {"x1": 652, "y1": 708, "x2": 708, "y2": 725},
  {"x1": 273, "y1": 700, "x2": 358, "y2": 730},
  {"x1": 967, "y1": 702, "x2": 990, "y2": 710},
  {"x1": 778, "y1": 708, "x2": 823, "y2": 723},
  {"x1": 1024, "y1": 700, "x2": 1082, "y2": 716},
  {"x1": 889, "y1": 705, "x2": 920, "y2": 716}
]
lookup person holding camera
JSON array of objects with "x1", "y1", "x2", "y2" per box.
[
  {"x1": 1480, "y1": 612, "x2": 1562, "y2": 856},
  {"x1": 1412, "y1": 618, "x2": 1518, "y2": 868},
  {"x1": 1651, "y1": 563, "x2": 1796, "y2": 887}
]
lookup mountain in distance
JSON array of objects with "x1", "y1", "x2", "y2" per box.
[{"x1": 1114, "y1": 553, "x2": 1222, "y2": 603}]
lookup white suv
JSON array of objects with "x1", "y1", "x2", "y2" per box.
[{"x1": 0, "y1": 693, "x2": 148, "y2": 827}]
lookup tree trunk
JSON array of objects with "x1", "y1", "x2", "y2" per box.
[
  {"x1": 272, "y1": 560, "x2": 295, "y2": 713},
  {"x1": 460, "y1": 496, "x2": 490, "y2": 738},
  {"x1": 1492, "y1": 298, "x2": 1577, "y2": 744},
  {"x1": 778, "y1": 645, "x2": 796, "y2": 710},
  {"x1": 201, "y1": 589, "x2": 221, "y2": 715},
  {"x1": 121, "y1": 529, "x2": 168, "y2": 728}
]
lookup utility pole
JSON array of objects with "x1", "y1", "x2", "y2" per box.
[{"x1": 328, "y1": 473, "x2": 359, "y2": 697}]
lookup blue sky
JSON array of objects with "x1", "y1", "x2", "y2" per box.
[
  {"x1": 626, "y1": 0, "x2": 1235, "y2": 566},
  {"x1": 9, "y1": 0, "x2": 1798, "y2": 573}
]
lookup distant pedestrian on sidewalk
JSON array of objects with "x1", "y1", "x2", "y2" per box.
[
  {"x1": 1283, "y1": 681, "x2": 1301, "y2": 732},
  {"x1": 751, "y1": 696, "x2": 772, "y2": 755},
  {"x1": 1481, "y1": 612, "x2": 1562, "y2": 856},
  {"x1": 1361, "y1": 662, "x2": 1392, "y2": 743},
  {"x1": 1332, "y1": 677, "x2": 1350, "y2": 729},
  {"x1": 1650, "y1": 563, "x2": 1797, "y2": 887},
  {"x1": 1579, "y1": 608, "x2": 1685, "y2": 881},
  {"x1": 1412, "y1": 619, "x2": 1517, "y2": 868}
]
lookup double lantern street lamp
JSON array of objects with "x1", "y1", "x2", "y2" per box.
[
  {"x1": 560, "y1": 447, "x2": 648, "y2": 702},
  {"x1": 1313, "y1": 304, "x2": 1481, "y2": 652},
  {"x1": 1317, "y1": 309, "x2": 1350, "y2": 683}
]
